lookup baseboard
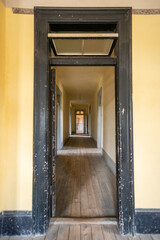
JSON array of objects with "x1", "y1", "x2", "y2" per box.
[
  {"x1": 0, "y1": 211, "x2": 32, "y2": 236},
  {"x1": 63, "y1": 136, "x2": 69, "y2": 146},
  {"x1": 92, "y1": 137, "x2": 97, "y2": 147},
  {"x1": 102, "y1": 149, "x2": 116, "y2": 176},
  {"x1": 135, "y1": 209, "x2": 160, "y2": 234}
]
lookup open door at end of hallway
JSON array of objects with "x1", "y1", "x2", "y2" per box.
[{"x1": 76, "y1": 111, "x2": 85, "y2": 134}]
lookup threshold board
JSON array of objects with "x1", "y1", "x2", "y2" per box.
[{"x1": 50, "y1": 217, "x2": 117, "y2": 225}]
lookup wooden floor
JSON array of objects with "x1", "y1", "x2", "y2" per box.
[
  {"x1": 1, "y1": 137, "x2": 160, "y2": 239},
  {"x1": 56, "y1": 136, "x2": 116, "y2": 217},
  {"x1": 1, "y1": 224, "x2": 160, "y2": 240}
]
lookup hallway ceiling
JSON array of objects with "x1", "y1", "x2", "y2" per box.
[
  {"x1": 3, "y1": 0, "x2": 160, "y2": 9},
  {"x1": 56, "y1": 67, "x2": 106, "y2": 104}
]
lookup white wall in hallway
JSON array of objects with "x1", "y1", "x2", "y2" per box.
[
  {"x1": 91, "y1": 67, "x2": 115, "y2": 163},
  {"x1": 56, "y1": 70, "x2": 70, "y2": 145}
]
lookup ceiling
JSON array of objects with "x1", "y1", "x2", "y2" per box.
[
  {"x1": 3, "y1": 0, "x2": 160, "y2": 9},
  {"x1": 56, "y1": 67, "x2": 109, "y2": 104}
]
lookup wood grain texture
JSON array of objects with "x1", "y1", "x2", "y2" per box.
[
  {"x1": 56, "y1": 225, "x2": 69, "y2": 240},
  {"x1": 45, "y1": 224, "x2": 59, "y2": 240},
  {"x1": 56, "y1": 136, "x2": 116, "y2": 217},
  {"x1": 50, "y1": 218, "x2": 117, "y2": 225},
  {"x1": 69, "y1": 225, "x2": 80, "y2": 240},
  {"x1": 1, "y1": 225, "x2": 160, "y2": 240}
]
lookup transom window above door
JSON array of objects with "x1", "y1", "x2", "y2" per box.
[{"x1": 48, "y1": 24, "x2": 118, "y2": 57}]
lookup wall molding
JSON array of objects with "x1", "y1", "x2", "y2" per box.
[
  {"x1": 12, "y1": 8, "x2": 34, "y2": 14},
  {"x1": 135, "y1": 209, "x2": 160, "y2": 234},
  {"x1": 12, "y1": 8, "x2": 160, "y2": 15},
  {"x1": 103, "y1": 149, "x2": 116, "y2": 176},
  {"x1": 0, "y1": 211, "x2": 32, "y2": 236},
  {"x1": 133, "y1": 9, "x2": 160, "y2": 14}
]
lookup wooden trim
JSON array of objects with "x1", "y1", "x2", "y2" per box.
[
  {"x1": 50, "y1": 217, "x2": 117, "y2": 225},
  {"x1": 49, "y1": 56, "x2": 117, "y2": 66},
  {"x1": 12, "y1": 8, "x2": 160, "y2": 15},
  {"x1": 33, "y1": 7, "x2": 134, "y2": 236},
  {"x1": 48, "y1": 32, "x2": 118, "y2": 38},
  {"x1": 135, "y1": 209, "x2": 160, "y2": 234},
  {"x1": 0, "y1": 211, "x2": 32, "y2": 236}
]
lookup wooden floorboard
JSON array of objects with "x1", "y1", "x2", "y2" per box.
[
  {"x1": 2, "y1": 137, "x2": 160, "y2": 240},
  {"x1": 56, "y1": 136, "x2": 116, "y2": 217},
  {"x1": 1, "y1": 226, "x2": 160, "y2": 240},
  {"x1": 56, "y1": 225, "x2": 69, "y2": 240},
  {"x1": 50, "y1": 217, "x2": 117, "y2": 225}
]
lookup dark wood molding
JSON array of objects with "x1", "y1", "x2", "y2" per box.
[
  {"x1": 49, "y1": 56, "x2": 117, "y2": 66},
  {"x1": 0, "y1": 211, "x2": 32, "y2": 236},
  {"x1": 135, "y1": 209, "x2": 160, "y2": 234},
  {"x1": 33, "y1": 7, "x2": 134, "y2": 236},
  {"x1": 12, "y1": 8, "x2": 160, "y2": 15}
]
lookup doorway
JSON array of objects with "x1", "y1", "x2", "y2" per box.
[
  {"x1": 76, "y1": 111, "x2": 84, "y2": 134},
  {"x1": 33, "y1": 8, "x2": 134, "y2": 235}
]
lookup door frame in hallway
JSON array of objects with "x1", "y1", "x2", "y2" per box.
[{"x1": 33, "y1": 8, "x2": 134, "y2": 236}]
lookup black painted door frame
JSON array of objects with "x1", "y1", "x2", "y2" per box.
[{"x1": 33, "y1": 7, "x2": 134, "y2": 235}]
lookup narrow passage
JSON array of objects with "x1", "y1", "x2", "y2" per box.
[{"x1": 56, "y1": 136, "x2": 116, "y2": 217}]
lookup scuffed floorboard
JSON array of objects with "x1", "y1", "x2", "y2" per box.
[{"x1": 1, "y1": 224, "x2": 160, "y2": 240}]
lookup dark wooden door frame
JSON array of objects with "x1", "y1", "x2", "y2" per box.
[{"x1": 33, "y1": 7, "x2": 134, "y2": 235}]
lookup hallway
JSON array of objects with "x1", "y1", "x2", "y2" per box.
[{"x1": 56, "y1": 136, "x2": 116, "y2": 217}]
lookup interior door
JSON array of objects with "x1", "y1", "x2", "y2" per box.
[{"x1": 76, "y1": 114, "x2": 84, "y2": 134}]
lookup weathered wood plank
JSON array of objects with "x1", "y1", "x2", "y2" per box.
[
  {"x1": 50, "y1": 218, "x2": 117, "y2": 225},
  {"x1": 102, "y1": 225, "x2": 117, "y2": 240},
  {"x1": 33, "y1": 236, "x2": 45, "y2": 240},
  {"x1": 56, "y1": 225, "x2": 69, "y2": 240},
  {"x1": 152, "y1": 235, "x2": 160, "y2": 240},
  {"x1": 45, "y1": 224, "x2": 59, "y2": 240},
  {"x1": 0, "y1": 237, "x2": 10, "y2": 240},
  {"x1": 139, "y1": 235, "x2": 153, "y2": 240},
  {"x1": 92, "y1": 225, "x2": 104, "y2": 240},
  {"x1": 81, "y1": 225, "x2": 92, "y2": 240},
  {"x1": 69, "y1": 225, "x2": 80, "y2": 240},
  {"x1": 9, "y1": 237, "x2": 32, "y2": 240}
]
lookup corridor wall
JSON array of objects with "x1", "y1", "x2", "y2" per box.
[{"x1": 0, "y1": 4, "x2": 160, "y2": 211}]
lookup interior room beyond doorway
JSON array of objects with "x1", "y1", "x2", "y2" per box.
[{"x1": 55, "y1": 66, "x2": 116, "y2": 218}]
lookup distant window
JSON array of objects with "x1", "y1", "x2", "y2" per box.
[{"x1": 76, "y1": 110, "x2": 84, "y2": 115}]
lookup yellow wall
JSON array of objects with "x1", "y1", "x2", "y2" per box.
[
  {"x1": 0, "y1": 7, "x2": 34, "y2": 211},
  {"x1": 133, "y1": 15, "x2": 160, "y2": 208},
  {"x1": 56, "y1": 71, "x2": 70, "y2": 143},
  {"x1": 0, "y1": 0, "x2": 6, "y2": 212},
  {"x1": 0, "y1": 7, "x2": 160, "y2": 211}
]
